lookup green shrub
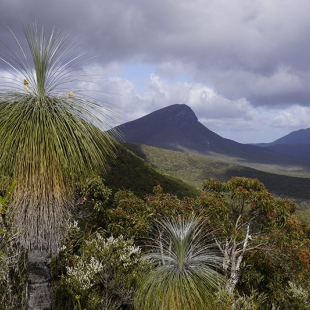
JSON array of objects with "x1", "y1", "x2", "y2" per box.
[
  {"x1": 215, "y1": 289, "x2": 267, "y2": 310},
  {"x1": 53, "y1": 228, "x2": 150, "y2": 310}
]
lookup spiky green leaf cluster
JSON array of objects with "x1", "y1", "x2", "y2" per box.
[
  {"x1": 0, "y1": 23, "x2": 119, "y2": 251},
  {"x1": 135, "y1": 217, "x2": 225, "y2": 310}
]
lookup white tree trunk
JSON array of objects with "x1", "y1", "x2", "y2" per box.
[
  {"x1": 27, "y1": 249, "x2": 52, "y2": 310},
  {"x1": 225, "y1": 223, "x2": 251, "y2": 294}
]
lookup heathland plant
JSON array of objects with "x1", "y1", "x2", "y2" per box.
[
  {"x1": 0, "y1": 182, "x2": 27, "y2": 309},
  {"x1": 0, "y1": 23, "x2": 118, "y2": 309},
  {"x1": 134, "y1": 216, "x2": 225, "y2": 310},
  {"x1": 53, "y1": 227, "x2": 149, "y2": 310}
]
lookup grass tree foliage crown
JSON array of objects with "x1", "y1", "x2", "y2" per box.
[
  {"x1": 0, "y1": 22, "x2": 119, "y2": 252},
  {"x1": 135, "y1": 216, "x2": 225, "y2": 310}
]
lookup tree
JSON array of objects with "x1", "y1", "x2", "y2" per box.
[
  {"x1": 240, "y1": 213, "x2": 310, "y2": 308},
  {"x1": 201, "y1": 177, "x2": 296, "y2": 295},
  {"x1": 98, "y1": 185, "x2": 196, "y2": 240},
  {"x1": 0, "y1": 23, "x2": 118, "y2": 309},
  {"x1": 134, "y1": 216, "x2": 225, "y2": 310}
]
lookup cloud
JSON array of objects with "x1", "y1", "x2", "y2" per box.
[
  {"x1": 1, "y1": 0, "x2": 310, "y2": 142},
  {"x1": 207, "y1": 66, "x2": 310, "y2": 106},
  {"x1": 272, "y1": 105, "x2": 310, "y2": 129},
  {"x1": 92, "y1": 72, "x2": 310, "y2": 143},
  {"x1": 79, "y1": 70, "x2": 257, "y2": 130}
]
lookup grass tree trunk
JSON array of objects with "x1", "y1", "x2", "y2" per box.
[{"x1": 27, "y1": 249, "x2": 52, "y2": 310}]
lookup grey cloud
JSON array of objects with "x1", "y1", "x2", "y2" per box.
[{"x1": 2, "y1": 0, "x2": 310, "y2": 110}]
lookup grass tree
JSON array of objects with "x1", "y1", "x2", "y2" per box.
[
  {"x1": 134, "y1": 216, "x2": 225, "y2": 310},
  {"x1": 0, "y1": 23, "x2": 119, "y2": 309}
]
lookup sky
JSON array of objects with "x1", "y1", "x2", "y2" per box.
[{"x1": 1, "y1": 0, "x2": 310, "y2": 143}]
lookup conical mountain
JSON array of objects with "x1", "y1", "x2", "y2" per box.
[{"x1": 115, "y1": 104, "x2": 301, "y2": 164}]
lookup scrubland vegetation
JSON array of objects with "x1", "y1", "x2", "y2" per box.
[{"x1": 2, "y1": 174, "x2": 310, "y2": 309}]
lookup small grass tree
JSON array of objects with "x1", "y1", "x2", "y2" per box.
[
  {"x1": 134, "y1": 216, "x2": 225, "y2": 310},
  {"x1": 0, "y1": 23, "x2": 119, "y2": 309}
]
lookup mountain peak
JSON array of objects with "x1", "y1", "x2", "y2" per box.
[
  {"x1": 115, "y1": 104, "x2": 207, "y2": 151},
  {"x1": 113, "y1": 104, "x2": 310, "y2": 164},
  {"x1": 114, "y1": 104, "x2": 308, "y2": 164},
  {"x1": 140, "y1": 104, "x2": 198, "y2": 124}
]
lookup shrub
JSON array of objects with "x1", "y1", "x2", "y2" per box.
[{"x1": 54, "y1": 229, "x2": 150, "y2": 310}]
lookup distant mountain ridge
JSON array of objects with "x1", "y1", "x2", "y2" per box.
[
  {"x1": 114, "y1": 104, "x2": 308, "y2": 165},
  {"x1": 256, "y1": 128, "x2": 310, "y2": 159},
  {"x1": 266, "y1": 128, "x2": 310, "y2": 145}
]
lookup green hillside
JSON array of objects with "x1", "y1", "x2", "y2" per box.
[
  {"x1": 125, "y1": 143, "x2": 310, "y2": 201},
  {"x1": 104, "y1": 143, "x2": 200, "y2": 198}
]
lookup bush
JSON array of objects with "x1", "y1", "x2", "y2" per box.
[
  {"x1": 53, "y1": 227, "x2": 150, "y2": 310},
  {"x1": 215, "y1": 290, "x2": 267, "y2": 310},
  {"x1": 0, "y1": 181, "x2": 26, "y2": 309}
]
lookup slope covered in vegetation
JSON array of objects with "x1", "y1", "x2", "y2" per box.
[
  {"x1": 104, "y1": 143, "x2": 200, "y2": 198},
  {"x1": 125, "y1": 143, "x2": 310, "y2": 201}
]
